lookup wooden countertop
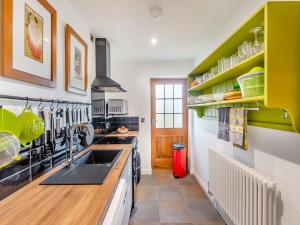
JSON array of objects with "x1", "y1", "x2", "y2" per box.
[
  {"x1": 0, "y1": 132, "x2": 138, "y2": 225},
  {"x1": 105, "y1": 131, "x2": 139, "y2": 137},
  {"x1": 94, "y1": 131, "x2": 139, "y2": 137}
]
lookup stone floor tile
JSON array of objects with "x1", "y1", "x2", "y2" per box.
[
  {"x1": 130, "y1": 201, "x2": 160, "y2": 223},
  {"x1": 158, "y1": 185, "x2": 183, "y2": 201},
  {"x1": 178, "y1": 175, "x2": 198, "y2": 185},
  {"x1": 138, "y1": 185, "x2": 159, "y2": 201},
  {"x1": 180, "y1": 185, "x2": 207, "y2": 200},
  {"x1": 159, "y1": 200, "x2": 192, "y2": 223},
  {"x1": 186, "y1": 200, "x2": 223, "y2": 223}
]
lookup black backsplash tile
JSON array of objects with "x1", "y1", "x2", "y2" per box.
[
  {"x1": 92, "y1": 116, "x2": 139, "y2": 131},
  {"x1": 92, "y1": 117, "x2": 107, "y2": 129},
  {"x1": 111, "y1": 116, "x2": 139, "y2": 131}
]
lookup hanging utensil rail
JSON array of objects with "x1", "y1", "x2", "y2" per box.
[{"x1": 0, "y1": 94, "x2": 91, "y2": 105}]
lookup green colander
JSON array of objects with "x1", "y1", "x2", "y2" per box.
[
  {"x1": 237, "y1": 67, "x2": 265, "y2": 98},
  {"x1": 18, "y1": 107, "x2": 45, "y2": 147},
  {"x1": 0, "y1": 107, "x2": 22, "y2": 138}
]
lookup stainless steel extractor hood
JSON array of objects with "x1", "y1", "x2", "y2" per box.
[{"x1": 91, "y1": 38, "x2": 126, "y2": 92}]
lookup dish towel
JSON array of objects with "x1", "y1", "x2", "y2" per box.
[
  {"x1": 229, "y1": 108, "x2": 248, "y2": 150},
  {"x1": 218, "y1": 107, "x2": 230, "y2": 141}
]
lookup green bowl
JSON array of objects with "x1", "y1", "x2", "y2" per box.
[{"x1": 0, "y1": 107, "x2": 22, "y2": 138}]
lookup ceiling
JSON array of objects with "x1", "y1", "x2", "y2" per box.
[{"x1": 68, "y1": 0, "x2": 246, "y2": 61}]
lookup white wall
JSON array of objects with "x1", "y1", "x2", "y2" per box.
[
  {"x1": 189, "y1": 1, "x2": 300, "y2": 225},
  {"x1": 107, "y1": 60, "x2": 194, "y2": 173},
  {"x1": 0, "y1": 0, "x2": 95, "y2": 104}
]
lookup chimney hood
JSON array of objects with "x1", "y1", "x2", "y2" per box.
[{"x1": 92, "y1": 38, "x2": 126, "y2": 92}]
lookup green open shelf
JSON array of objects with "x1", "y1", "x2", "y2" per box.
[
  {"x1": 188, "y1": 96, "x2": 264, "y2": 108},
  {"x1": 188, "y1": 52, "x2": 264, "y2": 94}
]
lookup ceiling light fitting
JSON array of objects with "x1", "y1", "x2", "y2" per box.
[{"x1": 150, "y1": 6, "x2": 163, "y2": 21}]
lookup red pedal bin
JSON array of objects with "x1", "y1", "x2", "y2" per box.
[{"x1": 172, "y1": 143, "x2": 186, "y2": 178}]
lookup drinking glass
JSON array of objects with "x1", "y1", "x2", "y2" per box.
[
  {"x1": 218, "y1": 59, "x2": 223, "y2": 74},
  {"x1": 211, "y1": 66, "x2": 218, "y2": 76},
  {"x1": 242, "y1": 41, "x2": 252, "y2": 59},
  {"x1": 250, "y1": 26, "x2": 264, "y2": 54},
  {"x1": 238, "y1": 45, "x2": 246, "y2": 61},
  {"x1": 220, "y1": 57, "x2": 227, "y2": 73},
  {"x1": 196, "y1": 75, "x2": 203, "y2": 84},
  {"x1": 230, "y1": 55, "x2": 237, "y2": 68}
]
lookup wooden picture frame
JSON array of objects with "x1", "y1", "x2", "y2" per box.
[
  {"x1": 65, "y1": 24, "x2": 88, "y2": 95},
  {"x1": 1, "y1": 0, "x2": 57, "y2": 87}
]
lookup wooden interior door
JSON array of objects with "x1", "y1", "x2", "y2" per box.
[{"x1": 151, "y1": 78, "x2": 188, "y2": 169}]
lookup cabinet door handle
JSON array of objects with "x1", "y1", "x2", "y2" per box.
[{"x1": 123, "y1": 190, "x2": 128, "y2": 205}]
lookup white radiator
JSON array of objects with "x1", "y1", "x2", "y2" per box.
[{"x1": 209, "y1": 149, "x2": 277, "y2": 225}]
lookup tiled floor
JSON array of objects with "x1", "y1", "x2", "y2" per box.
[{"x1": 130, "y1": 170, "x2": 226, "y2": 225}]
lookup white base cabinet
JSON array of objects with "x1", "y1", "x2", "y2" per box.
[
  {"x1": 122, "y1": 182, "x2": 132, "y2": 225},
  {"x1": 102, "y1": 152, "x2": 132, "y2": 225}
]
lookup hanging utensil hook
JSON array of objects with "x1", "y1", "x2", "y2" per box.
[
  {"x1": 56, "y1": 100, "x2": 61, "y2": 110},
  {"x1": 25, "y1": 97, "x2": 31, "y2": 109},
  {"x1": 38, "y1": 98, "x2": 44, "y2": 110},
  {"x1": 50, "y1": 100, "x2": 55, "y2": 111}
]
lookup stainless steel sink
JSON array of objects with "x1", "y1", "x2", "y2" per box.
[{"x1": 40, "y1": 149, "x2": 122, "y2": 185}]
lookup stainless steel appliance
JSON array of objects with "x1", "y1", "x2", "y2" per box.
[
  {"x1": 92, "y1": 38, "x2": 126, "y2": 92},
  {"x1": 92, "y1": 99, "x2": 105, "y2": 116},
  {"x1": 107, "y1": 99, "x2": 128, "y2": 115}
]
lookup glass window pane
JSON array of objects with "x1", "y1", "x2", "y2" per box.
[
  {"x1": 165, "y1": 84, "x2": 173, "y2": 98},
  {"x1": 165, "y1": 99, "x2": 173, "y2": 113},
  {"x1": 174, "y1": 99, "x2": 182, "y2": 113},
  {"x1": 174, "y1": 114, "x2": 182, "y2": 128},
  {"x1": 156, "y1": 99, "x2": 164, "y2": 113},
  {"x1": 156, "y1": 114, "x2": 164, "y2": 128},
  {"x1": 156, "y1": 85, "x2": 164, "y2": 98},
  {"x1": 174, "y1": 84, "x2": 182, "y2": 98},
  {"x1": 165, "y1": 114, "x2": 173, "y2": 128}
]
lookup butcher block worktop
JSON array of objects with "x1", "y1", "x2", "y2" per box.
[
  {"x1": 95, "y1": 131, "x2": 139, "y2": 137},
  {"x1": 0, "y1": 132, "x2": 138, "y2": 225}
]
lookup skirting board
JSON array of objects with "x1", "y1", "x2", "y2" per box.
[
  {"x1": 190, "y1": 168, "x2": 233, "y2": 225},
  {"x1": 190, "y1": 168, "x2": 209, "y2": 193},
  {"x1": 141, "y1": 169, "x2": 152, "y2": 175}
]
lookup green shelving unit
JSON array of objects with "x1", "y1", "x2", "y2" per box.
[{"x1": 187, "y1": 2, "x2": 300, "y2": 133}]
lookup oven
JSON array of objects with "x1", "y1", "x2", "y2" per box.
[{"x1": 131, "y1": 139, "x2": 140, "y2": 214}]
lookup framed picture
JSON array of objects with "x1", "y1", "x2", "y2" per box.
[
  {"x1": 1, "y1": 0, "x2": 57, "y2": 87},
  {"x1": 65, "y1": 24, "x2": 88, "y2": 95}
]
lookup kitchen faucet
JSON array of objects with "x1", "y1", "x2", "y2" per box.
[{"x1": 66, "y1": 123, "x2": 88, "y2": 167}]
